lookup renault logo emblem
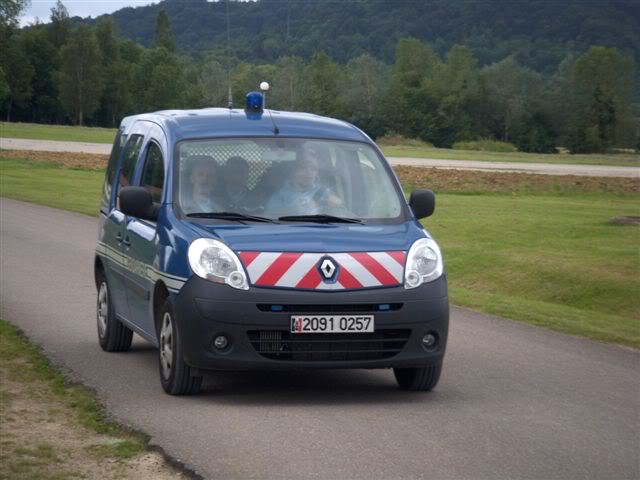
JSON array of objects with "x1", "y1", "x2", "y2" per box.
[{"x1": 318, "y1": 257, "x2": 338, "y2": 281}]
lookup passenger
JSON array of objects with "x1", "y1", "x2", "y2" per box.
[
  {"x1": 221, "y1": 156, "x2": 250, "y2": 210},
  {"x1": 266, "y1": 158, "x2": 342, "y2": 216},
  {"x1": 182, "y1": 155, "x2": 223, "y2": 213}
]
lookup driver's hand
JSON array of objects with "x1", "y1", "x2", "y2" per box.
[{"x1": 326, "y1": 195, "x2": 343, "y2": 208}]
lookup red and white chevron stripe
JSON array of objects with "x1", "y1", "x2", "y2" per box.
[{"x1": 238, "y1": 251, "x2": 406, "y2": 290}]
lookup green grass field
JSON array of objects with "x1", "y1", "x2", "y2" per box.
[
  {"x1": 381, "y1": 144, "x2": 640, "y2": 167},
  {"x1": 1, "y1": 122, "x2": 117, "y2": 144},
  {"x1": 2, "y1": 155, "x2": 638, "y2": 347}
]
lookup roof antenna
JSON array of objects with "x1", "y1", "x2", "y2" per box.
[
  {"x1": 225, "y1": 0, "x2": 233, "y2": 109},
  {"x1": 261, "y1": 82, "x2": 279, "y2": 135}
]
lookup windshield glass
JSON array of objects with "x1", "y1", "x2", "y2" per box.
[{"x1": 175, "y1": 138, "x2": 405, "y2": 223}]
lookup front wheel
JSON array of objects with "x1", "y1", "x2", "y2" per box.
[
  {"x1": 96, "y1": 272, "x2": 133, "y2": 352},
  {"x1": 393, "y1": 363, "x2": 442, "y2": 391},
  {"x1": 157, "y1": 299, "x2": 202, "y2": 395}
]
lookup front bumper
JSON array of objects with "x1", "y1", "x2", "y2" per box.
[{"x1": 174, "y1": 276, "x2": 449, "y2": 371}]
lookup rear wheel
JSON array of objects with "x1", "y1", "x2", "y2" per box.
[
  {"x1": 157, "y1": 299, "x2": 202, "y2": 395},
  {"x1": 393, "y1": 363, "x2": 442, "y2": 391},
  {"x1": 96, "y1": 271, "x2": 133, "y2": 352}
]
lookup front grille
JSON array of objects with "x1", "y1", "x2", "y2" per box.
[
  {"x1": 247, "y1": 329, "x2": 411, "y2": 362},
  {"x1": 256, "y1": 303, "x2": 403, "y2": 313}
]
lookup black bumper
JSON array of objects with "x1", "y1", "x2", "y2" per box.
[{"x1": 174, "y1": 276, "x2": 449, "y2": 371}]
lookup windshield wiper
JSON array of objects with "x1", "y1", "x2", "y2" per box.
[
  {"x1": 278, "y1": 214, "x2": 363, "y2": 224},
  {"x1": 186, "y1": 211, "x2": 275, "y2": 223}
]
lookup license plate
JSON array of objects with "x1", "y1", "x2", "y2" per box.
[{"x1": 290, "y1": 315, "x2": 375, "y2": 333}]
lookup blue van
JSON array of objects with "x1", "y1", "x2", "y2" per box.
[{"x1": 95, "y1": 93, "x2": 448, "y2": 395}]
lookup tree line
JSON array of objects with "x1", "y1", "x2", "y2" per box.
[{"x1": 0, "y1": 1, "x2": 637, "y2": 153}]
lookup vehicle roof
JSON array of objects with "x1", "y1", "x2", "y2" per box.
[{"x1": 121, "y1": 108, "x2": 370, "y2": 143}]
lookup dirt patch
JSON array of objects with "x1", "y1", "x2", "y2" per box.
[
  {"x1": 394, "y1": 165, "x2": 640, "y2": 194},
  {"x1": 1, "y1": 149, "x2": 109, "y2": 170},
  {"x1": 610, "y1": 216, "x2": 640, "y2": 225},
  {"x1": 0, "y1": 322, "x2": 191, "y2": 480}
]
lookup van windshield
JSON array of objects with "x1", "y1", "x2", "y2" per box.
[{"x1": 175, "y1": 138, "x2": 405, "y2": 223}]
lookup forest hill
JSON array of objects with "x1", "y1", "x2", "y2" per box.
[{"x1": 1, "y1": 3, "x2": 636, "y2": 154}]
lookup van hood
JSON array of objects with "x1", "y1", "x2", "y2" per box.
[
  {"x1": 184, "y1": 221, "x2": 425, "y2": 253},
  {"x1": 181, "y1": 221, "x2": 429, "y2": 290}
]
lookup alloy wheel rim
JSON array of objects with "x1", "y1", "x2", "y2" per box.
[
  {"x1": 159, "y1": 312, "x2": 174, "y2": 380},
  {"x1": 97, "y1": 282, "x2": 108, "y2": 338}
]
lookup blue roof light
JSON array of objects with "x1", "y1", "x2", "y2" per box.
[{"x1": 245, "y1": 91, "x2": 264, "y2": 119}]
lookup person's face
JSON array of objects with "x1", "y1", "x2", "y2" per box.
[
  {"x1": 293, "y1": 164, "x2": 318, "y2": 190},
  {"x1": 191, "y1": 164, "x2": 214, "y2": 191}
]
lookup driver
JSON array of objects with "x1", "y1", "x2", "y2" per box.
[
  {"x1": 266, "y1": 156, "x2": 342, "y2": 216},
  {"x1": 182, "y1": 155, "x2": 223, "y2": 213}
]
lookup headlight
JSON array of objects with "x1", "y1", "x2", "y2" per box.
[
  {"x1": 404, "y1": 237, "x2": 443, "y2": 289},
  {"x1": 188, "y1": 238, "x2": 249, "y2": 290}
]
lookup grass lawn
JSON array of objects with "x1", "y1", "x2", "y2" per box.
[
  {"x1": 0, "y1": 158, "x2": 103, "y2": 215},
  {"x1": 1, "y1": 155, "x2": 639, "y2": 347},
  {"x1": 1, "y1": 122, "x2": 116, "y2": 144},
  {"x1": 426, "y1": 193, "x2": 639, "y2": 347},
  {"x1": 381, "y1": 144, "x2": 640, "y2": 168}
]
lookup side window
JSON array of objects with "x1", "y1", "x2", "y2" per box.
[
  {"x1": 100, "y1": 131, "x2": 126, "y2": 213},
  {"x1": 116, "y1": 134, "x2": 144, "y2": 209},
  {"x1": 119, "y1": 135, "x2": 144, "y2": 190},
  {"x1": 140, "y1": 142, "x2": 165, "y2": 204}
]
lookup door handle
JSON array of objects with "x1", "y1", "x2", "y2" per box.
[
  {"x1": 123, "y1": 237, "x2": 131, "y2": 247},
  {"x1": 115, "y1": 233, "x2": 123, "y2": 243}
]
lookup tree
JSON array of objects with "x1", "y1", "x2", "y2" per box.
[
  {"x1": 560, "y1": 47, "x2": 635, "y2": 152},
  {"x1": 0, "y1": 35, "x2": 34, "y2": 120},
  {"x1": 481, "y1": 56, "x2": 546, "y2": 144},
  {"x1": 153, "y1": 9, "x2": 175, "y2": 52},
  {"x1": 95, "y1": 17, "x2": 131, "y2": 126},
  {"x1": 423, "y1": 45, "x2": 484, "y2": 145},
  {"x1": 22, "y1": 26, "x2": 61, "y2": 123},
  {"x1": 0, "y1": 67, "x2": 9, "y2": 104},
  {"x1": 0, "y1": 0, "x2": 30, "y2": 28},
  {"x1": 132, "y1": 47, "x2": 184, "y2": 111},
  {"x1": 58, "y1": 25, "x2": 104, "y2": 125},
  {"x1": 271, "y1": 56, "x2": 307, "y2": 111},
  {"x1": 306, "y1": 52, "x2": 341, "y2": 117},
  {"x1": 381, "y1": 38, "x2": 442, "y2": 142},
  {"x1": 341, "y1": 54, "x2": 390, "y2": 136},
  {"x1": 48, "y1": 0, "x2": 70, "y2": 48},
  {"x1": 572, "y1": 47, "x2": 634, "y2": 151}
]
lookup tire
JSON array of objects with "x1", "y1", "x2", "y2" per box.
[
  {"x1": 393, "y1": 363, "x2": 442, "y2": 391},
  {"x1": 157, "y1": 299, "x2": 202, "y2": 395},
  {"x1": 96, "y1": 270, "x2": 133, "y2": 352}
]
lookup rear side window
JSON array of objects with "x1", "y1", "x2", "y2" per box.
[
  {"x1": 118, "y1": 134, "x2": 144, "y2": 191},
  {"x1": 116, "y1": 134, "x2": 144, "y2": 210},
  {"x1": 100, "y1": 131, "x2": 126, "y2": 213},
  {"x1": 140, "y1": 142, "x2": 165, "y2": 204}
]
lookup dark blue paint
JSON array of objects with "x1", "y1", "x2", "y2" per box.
[{"x1": 96, "y1": 106, "x2": 429, "y2": 341}]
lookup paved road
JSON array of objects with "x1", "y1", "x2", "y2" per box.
[
  {"x1": 3, "y1": 137, "x2": 639, "y2": 178},
  {"x1": 1, "y1": 137, "x2": 112, "y2": 155},
  {"x1": 1, "y1": 198, "x2": 638, "y2": 480},
  {"x1": 387, "y1": 156, "x2": 640, "y2": 178}
]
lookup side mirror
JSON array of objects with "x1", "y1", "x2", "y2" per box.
[
  {"x1": 119, "y1": 186, "x2": 159, "y2": 222},
  {"x1": 409, "y1": 189, "x2": 435, "y2": 219}
]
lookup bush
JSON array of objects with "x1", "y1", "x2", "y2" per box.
[
  {"x1": 512, "y1": 113, "x2": 558, "y2": 153},
  {"x1": 376, "y1": 135, "x2": 434, "y2": 148},
  {"x1": 451, "y1": 139, "x2": 518, "y2": 152}
]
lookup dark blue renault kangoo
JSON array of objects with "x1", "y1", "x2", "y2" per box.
[{"x1": 95, "y1": 92, "x2": 448, "y2": 395}]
